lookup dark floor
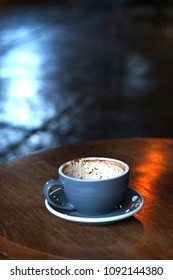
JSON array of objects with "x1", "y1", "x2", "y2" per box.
[{"x1": 0, "y1": 0, "x2": 173, "y2": 162}]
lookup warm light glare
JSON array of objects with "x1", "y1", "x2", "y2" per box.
[{"x1": 135, "y1": 142, "x2": 166, "y2": 220}]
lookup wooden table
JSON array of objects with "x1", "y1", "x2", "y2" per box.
[{"x1": 0, "y1": 138, "x2": 173, "y2": 260}]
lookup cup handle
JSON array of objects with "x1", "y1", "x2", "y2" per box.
[{"x1": 43, "y1": 179, "x2": 75, "y2": 210}]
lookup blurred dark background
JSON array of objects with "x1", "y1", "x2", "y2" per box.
[{"x1": 0, "y1": 0, "x2": 173, "y2": 162}]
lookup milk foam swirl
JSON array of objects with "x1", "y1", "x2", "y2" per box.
[{"x1": 63, "y1": 158, "x2": 125, "y2": 180}]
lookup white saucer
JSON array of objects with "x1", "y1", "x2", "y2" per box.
[{"x1": 45, "y1": 188, "x2": 144, "y2": 225}]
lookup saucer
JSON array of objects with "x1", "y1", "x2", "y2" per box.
[{"x1": 44, "y1": 188, "x2": 144, "y2": 225}]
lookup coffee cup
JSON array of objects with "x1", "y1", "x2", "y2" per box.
[{"x1": 43, "y1": 157, "x2": 129, "y2": 215}]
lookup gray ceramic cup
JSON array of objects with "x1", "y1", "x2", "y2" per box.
[{"x1": 43, "y1": 157, "x2": 129, "y2": 215}]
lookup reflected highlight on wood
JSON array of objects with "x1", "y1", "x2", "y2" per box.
[{"x1": 135, "y1": 141, "x2": 166, "y2": 201}]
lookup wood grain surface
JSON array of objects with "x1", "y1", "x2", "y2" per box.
[{"x1": 0, "y1": 138, "x2": 173, "y2": 259}]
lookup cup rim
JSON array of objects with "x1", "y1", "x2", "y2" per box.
[{"x1": 59, "y1": 157, "x2": 129, "y2": 182}]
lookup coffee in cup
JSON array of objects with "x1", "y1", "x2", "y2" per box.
[
  {"x1": 43, "y1": 157, "x2": 129, "y2": 215},
  {"x1": 63, "y1": 158, "x2": 124, "y2": 180}
]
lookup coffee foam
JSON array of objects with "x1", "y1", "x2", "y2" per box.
[{"x1": 63, "y1": 158, "x2": 125, "y2": 180}]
